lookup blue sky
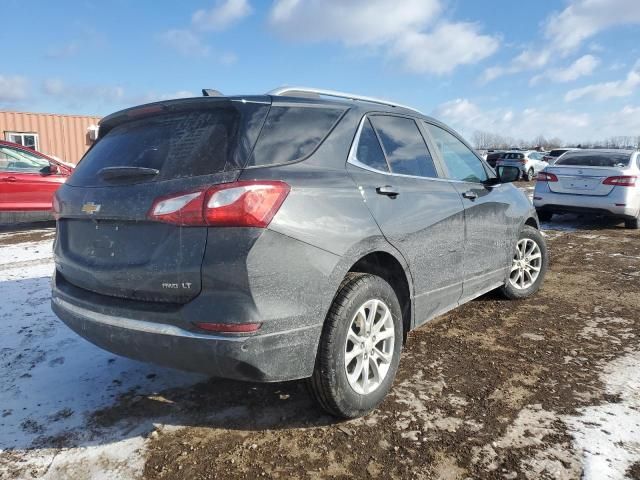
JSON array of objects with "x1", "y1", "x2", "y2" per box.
[{"x1": 2, "y1": 0, "x2": 640, "y2": 143}]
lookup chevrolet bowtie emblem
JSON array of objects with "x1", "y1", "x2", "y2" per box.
[{"x1": 81, "y1": 202, "x2": 101, "y2": 214}]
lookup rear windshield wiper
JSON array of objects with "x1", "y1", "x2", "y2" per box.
[{"x1": 98, "y1": 166, "x2": 159, "y2": 180}]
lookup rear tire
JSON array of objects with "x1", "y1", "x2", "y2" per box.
[
  {"x1": 526, "y1": 168, "x2": 534, "y2": 182},
  {"x1": 625, "y1": 214, "x2": 639, "y2": 229},
  {"x1": 308, "y1": 273, "x2": 403, "y2": 418},
  {"x1": 500, "y1": 226, "x2": 548, "y2": 300},
  {"x1": 536, "y1": 210, "x2": 553, "y2": 222}
]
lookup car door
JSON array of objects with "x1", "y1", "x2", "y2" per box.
[
  {"x1": 422, "y1": 122, "x2": 514, "y2": 302},
  {"x1": 346, "y1": 114, "x2": 466, "y2": 325},
  {"x1": 0, "y1": 145, "x2": 64, "y2": 211}
]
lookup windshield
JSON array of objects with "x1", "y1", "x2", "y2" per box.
[
  {"x1": 555, "y1": 151, "x2": 631, "y2": 167},
  {"x1": 0, "y1": 145, "x2": 50, "y2": 171}
]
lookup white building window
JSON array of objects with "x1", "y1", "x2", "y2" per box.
[{"x1": 5, "y1": 132, "x2": 39, "y2": 151}]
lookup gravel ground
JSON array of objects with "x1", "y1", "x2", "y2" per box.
[{"x1": 1, "y1": 195, "x2": 639, "y2": 480}]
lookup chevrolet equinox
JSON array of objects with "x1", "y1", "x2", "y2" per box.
[{"x1": 51, "y1": 87, "x2": 548, "y2": 418}]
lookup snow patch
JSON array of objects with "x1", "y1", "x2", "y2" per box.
[{"x1": 564, "y1": 349, "x2": 640, "y2": 480}]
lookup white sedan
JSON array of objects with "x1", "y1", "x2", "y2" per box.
[{"x1": 533, "y1": 149, "x2": 640, "y2": 229}]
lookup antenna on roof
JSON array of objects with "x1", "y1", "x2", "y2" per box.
[{"x1": 202, "y1": 89, "x2": 224, "y2": 97}]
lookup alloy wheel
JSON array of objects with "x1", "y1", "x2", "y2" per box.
[
  {"x1": 344, "y1": 299, "x2": 395, "y2": 395},
  {"x1": 509, "y1": 238, "x2": 542, "y2": 290}
]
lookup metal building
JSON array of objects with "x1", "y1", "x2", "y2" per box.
[{"x1": 0, "y1": 110, "x2": 101, "y2": 164}]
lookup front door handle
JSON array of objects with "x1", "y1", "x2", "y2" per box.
[
  {"x1": 376, "y1": 185, "x2": 399, "y2": 198},
  {"x1": 1, "y1": 176, "x2": 17, "y2": 182},
  {"x1": 462, "y1": 190, "x2": 478, "y2": 200}
]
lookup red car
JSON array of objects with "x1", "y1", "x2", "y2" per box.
[{"x1": 0, "y1": 140, "x2": 73, "y2": 222}]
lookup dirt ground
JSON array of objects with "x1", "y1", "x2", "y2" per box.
[
  {"x1": 1, "y1": 196, "x2": 639, "y2": 479},
  {"x1": 137, "y1": 215, "x2": 640, "y2": 480}
]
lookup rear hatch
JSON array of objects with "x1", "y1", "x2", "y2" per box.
[
  {"x1": 54, "y1": 97, "x2": 270, "y2": 303},
  {"x1": 545, "y1": 151, "x2": 632, "y2": 196}
]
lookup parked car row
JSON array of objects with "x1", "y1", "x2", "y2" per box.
[{"x1": 534, "y1": 149, "x2": 640, "y2": 229}]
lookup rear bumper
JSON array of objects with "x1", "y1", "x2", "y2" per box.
[
  {"x1": 50, "y1": 226, "x2": 342, "y2": 382},
  {"x1": 533, "y1": 187, "x2": 639, "y2": 219},
  {"x1": 52, "y1": 292, "x2": 321, "y2": 382}
]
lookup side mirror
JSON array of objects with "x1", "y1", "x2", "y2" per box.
[
  {"x1": 40, "y1": 163, "x2": 59, "y2": 175},
  {"x1": 496, "y1": 165, "x2": 520, "y2": 183}
]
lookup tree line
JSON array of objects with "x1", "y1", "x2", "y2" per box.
[{"x1": 472, "y1": 130, "x2": 640, "y2": 150}]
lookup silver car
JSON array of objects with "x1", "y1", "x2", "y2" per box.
[
  {"x1": 496, "y1": 150, "x2": 548, "y2": 181},
  {"x1": 534, "y1": 149, "x2": 640, "y2": 229}
]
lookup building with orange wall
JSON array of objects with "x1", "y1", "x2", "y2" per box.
[{"x1": 0, "y1": 110, "x2": 101, "y2": 164}]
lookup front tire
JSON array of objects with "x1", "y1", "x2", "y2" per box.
[
  {"x1": 500, "y1": 226, "x2": 548, "y2": 300},
  {"x1": 308, "y1": 273, "x2": 403, "y2": 418}
]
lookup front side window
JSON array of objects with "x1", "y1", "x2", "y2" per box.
[
  {"x1": 369, "y1": 116, "x2": 437, "y2": 178},
  {"x1": 0, "y1": 146, "x2": 49, "y2": 172},
  {"x1": 354, "y1": 118, "x2": 389, "y2": 172},
  {"x1": 425, "y1": 123, "x2": 488, "y2": 183},
  {"x1": 5, "y1": 132, "x2": 39, "y2": 150}
]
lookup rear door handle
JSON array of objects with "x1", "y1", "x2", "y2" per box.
[
  {"x1": 376, "y1": 185, "x2": 399, "y2": 197},
  {"x1": 2, "y1": 177, "x2": 17, "y2": 182},
  {"x1": 462, "y1": 190, "x2": 477, "y2": 200}
]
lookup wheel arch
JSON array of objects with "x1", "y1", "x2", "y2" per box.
[{"x1": 346, "y1": 251, "x2": 413, "y2": 341}]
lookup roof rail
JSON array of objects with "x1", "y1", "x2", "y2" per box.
[{"x1": 267, "y1": 86, "x2": 422, "y2": 114}]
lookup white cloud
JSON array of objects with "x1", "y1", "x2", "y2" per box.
[
  {"x1": 480, "y1": 48, "x2": 552, "y2": 83},
  {"x1": 393, "y1": 23, "x2": 498, "y2": 75},
  {"x1": 432, "y1": 98, "x2": 591, "y2": 142},
  {"x1": 270, "y1": 0, "x2": 440, "y2": 46},
  {"x1": 45, "y1": 42, "x2": 79, "y2": 59},
  {"x1": 483, "y1": 0, "x2": 640, "y2": 84},
  {"x1": 564, "y1": 62, "x2": 640, "y2": 101},
  {"x1": 530, "y1": 54, "x2": 600, "y2": 85},
  {"x1": 545, "y1": 0, "x2": 640, "y2": 54},
  {"x1": 268, "y1": 0, "x2": 498, "y2": 75},
  {"x1": 159, "y1": 29, "x2": 211, "y2": 57},
  {"x1": 43, "y1": 78, "x2": 126, "y2": 107},
  {"x1": 0, "y1": 74, "x2": 29, "y2": 103},
  {"x1": 192, "y1": 0, "x2": 252, "y2": 32}
]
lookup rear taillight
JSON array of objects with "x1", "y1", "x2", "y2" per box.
[
  {"x1": 603, "y1": 176, "x2": 637, "y2": 187},
  {"x1": 537, "y1": 172, "x2": 558, "y2": 182},
  {"x1": 148, "y1": 181, "x2": 290, "y2": 227},
  {"x1": 519, "y1": 159, "x2": 526, "y2": 164}
]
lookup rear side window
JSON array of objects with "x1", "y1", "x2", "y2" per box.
[
  {"x1": 556, "y1": 152, "x2": 631, "y2": 167},
  {"x1": 355, "y1": 118, "x2": 389, "y2": 172},
  {"x1": 248, "y1": 105, "x2": 345, "y2": 167},
  {"x1": 425, "y1": 123, "x2": 488, "y2": 183},
  {"x1": 70, "y1": 103, "x2": 269, "y2": 186},
  {"x1": 369, "y1": 116, "x2": 437, "y2": 178}
]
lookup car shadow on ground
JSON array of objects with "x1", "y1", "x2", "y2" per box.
[
  {"x1": 0, "y1": 274, "x2": 337, "y2": 456},
  {"x1": 541, "y1": 213, "x2": 628, "y2": 231}
]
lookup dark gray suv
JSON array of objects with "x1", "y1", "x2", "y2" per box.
[{"x1": 51, "y1": 87, "x2": 548, "y2": 418}]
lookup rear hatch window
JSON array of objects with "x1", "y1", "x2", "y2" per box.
[
  {"x1": 550, "y1": 149, "x2": 568, "y2": 157},
  {"x1": 68, "y1": 99, "x2": 270, "y2": 187},
  {"x1": 503, "y1": 153, "x2": 524, "y2": 160},
  {"x1": 555, "y1": 152, "x2": 631, "y2": 167}
]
